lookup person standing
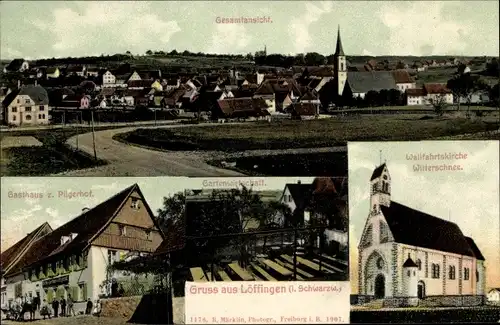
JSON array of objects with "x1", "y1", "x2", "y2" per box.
[
  {"x1": 52, "y1": 298, "x2": 59, "y2": 318},
  {"x1": 60, "y1": 297, "x2": 66, "y2": 317},
  {"x1": 85, "y1": 298, "x2": 93, "y2": 315},
  {"x1": 67, "y1": 294, "x2": 76, "y2": 316}
]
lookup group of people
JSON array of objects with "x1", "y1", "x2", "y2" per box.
[{"x1": 39, "y1": 295, "x2": 97, "y2": 320}]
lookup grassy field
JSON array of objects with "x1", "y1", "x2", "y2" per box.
[
  {"x1": 0, "y1": 127, "x2": 112, "y2": 176},
  {"x1": 351, "y1": 306, "x2": 500, "y2": 323},
  {"x1": 119, "y1": 115, "x2": 500, "y2": 152}
]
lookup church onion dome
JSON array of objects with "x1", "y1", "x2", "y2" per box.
[{"x1": 403, "y1": 254, "x2": 418, "y2": 268}]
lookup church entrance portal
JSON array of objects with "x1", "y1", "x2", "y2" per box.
[
  {"x1": 374, "y1": 274, "x2": 385, "y2": 298},
  {"x1": 418, "y1": 281, "x2": 426, "y2": 299}
]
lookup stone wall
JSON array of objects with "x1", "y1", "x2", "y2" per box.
[
  {"x1": 100, "y1": 295, "x2": 185, "y2": 324},
  {"x1": 422, "y1": 295, "x2": 485, "y2": 307}
]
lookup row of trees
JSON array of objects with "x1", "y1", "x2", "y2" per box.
[{"x1": 140, "y1": 49, "x2": 336, "y2": 67}]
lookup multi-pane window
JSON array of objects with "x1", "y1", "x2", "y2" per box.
[
  {"x1": 416, "y1": 259, "x2": 422, "y2": 271},
  {"x1": 25, "y1": 106, "x2": 32, "y2": 112},
  {"x1": 464, "y1": 268, "x2": 470, "y2": 280},
  {"x1": 431, "y1": 263, "x2": 440, "y2": 278},
  {"x1": 448, "y1": 265, "x2": 456, "y2": 280}
]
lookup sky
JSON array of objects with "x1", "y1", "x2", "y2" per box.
[
  {"x1": 1, "y1": 176, "x2": 313, "y2": 250},
  {"x1": 348, "y1": 140, "x2": 500, "y2": 293},
  {"x1": 1, "y1": 1, "x2": 498, "y2": 60}
]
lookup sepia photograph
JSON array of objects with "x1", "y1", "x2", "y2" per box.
[
  {"x1": 0, "y1": 176, "x2": 349, "y2": 324},
  {"x1": 348, "y1": 141, "x2": 500, "y2": 323},
  {"x1": 0, "y1": 1, "x2": 498, "y2": 178}
]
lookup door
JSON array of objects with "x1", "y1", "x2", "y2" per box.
[
  {"x1": 418, "y1": 281, "x2": 425, "y2": 299},
  {"x1": 374, "y1": 274, "x2": 385, "y2": 298}
]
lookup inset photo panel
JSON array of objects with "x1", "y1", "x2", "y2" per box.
[
  {"x1": 348, "y1": 140, "x2": 500, "y2": 323},
  {"x1": 1, "y1": 176, "x2": 351, "y2": 324}
]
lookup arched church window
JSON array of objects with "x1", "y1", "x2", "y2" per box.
[
  {"x1": 376, "y1": 257, "x2": 384, "y2": 269},
  {"x1": 413, "y1": 271, "x2": 416, "y2": 276},
  {"x1": 416, "y1": 259, "x2": 422, "y2": 270},
  {"x1": 383, "y1": 175, "x2": 387, "y2": 180},
  {"x1": 407, "y1": 270, "x2": 410, "y2": 276},
  {"x1": 476, "y1": 270, "x2": 479, "y2": 282}
]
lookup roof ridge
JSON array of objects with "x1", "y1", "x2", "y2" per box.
[
  {"x1": 389, "y1": 201, "x2": 461, "y2": 227},
  {"x1": 45, "y1": 183, "x2": 138, "y2": 233}
]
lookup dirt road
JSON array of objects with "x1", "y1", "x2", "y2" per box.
[{"x1": 60, "y1": 124, "x2": 245, "y2": 177}]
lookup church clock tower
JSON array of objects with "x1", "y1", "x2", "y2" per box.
[{"x1": 334, "y1": 26, "x2": 347, "y2": 96}]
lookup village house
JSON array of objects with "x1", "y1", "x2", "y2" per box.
[
  {"x1": 46, "y1": 67, "x2": 60, "y2": 79},
  {"x1": 392, "y1": 70, "x2": 416, "y2": 92},
  {"x1": 2, "y1": 85, "x2": 50, "y2": 126},
  {"x1": 213, "y1": 97, "x2": 270, "y2": 121},
  {"x1": 358, "y1": 163, "x2": 486, "y2": 306},
  {"x1": 0, "y1": 184, "x2": 164, "y2": 314},
  {"x1": 66, "y1": 65, "x2": 86, "y2": 77},
  {"x1": 100, "y1": 70, "x2": 116, "y2": 88},
  {"x1": 1, "y1": 223, "x2": 53, "y2": 312},
  {"x1": 59, "y1": 94, "x2": 91, "y2": 109},
  {"x1": 275, "y1": 178, "x2": 348, "y2": 250},
  {"x1": 423, "y1": 83, "x2": 454, "y2": 105},
  {"x1": 488, "y1": 288, "x2": 500, "y2": 304},
  {"x1": 406, "y1": 88, "x2": 427, "y2": 106},
  {"x1": 3, "y1": 59, "x2": 29, "y2": 73}
]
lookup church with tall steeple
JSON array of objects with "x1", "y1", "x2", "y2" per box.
[
  {"x1": 334, "y1": 25, "x2": 347, "y2": 96},
  {"x1": 357, "y1": 162, "x2": 486, "y2": 307}
]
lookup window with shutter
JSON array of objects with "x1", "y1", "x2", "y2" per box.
[
  {"x1": 72, "y1": 286, "x2": 79, "y2": 301},
  {"x1": 47, "y1": 289, "x2": 54, "y2": 303},
  {"x1": 82, "y1": 283, "x2": 87, "y2": 301}
]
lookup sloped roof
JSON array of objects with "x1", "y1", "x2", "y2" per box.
[
  {"x1": 6, "y1": 184, "x2": 138, "y2": 276},
  {"x1": 1, "y1": 223, "x2": 52, "y2": 274},
  {"x1": 465, "y1": 237, "x2": 485, "y2": 261},
  {"x1": 306, "y1": 66, "x2": 334, "y2": 77},
  {"x1": 347, "y1": 71, "x2": 397, "y2": 93},
  {"x1": 216, "y1": 98, "x2": 269, "y2": 117},
  {"x1": 380, "y1": 201, "x2": 477, "y2": 258},
  {"x1": 5, "y1": 59, "x2": 26, "y2": 71},
  {"x1": 311, "y1": 177, "x2": 347, "y2": 196},
  {"x1": 424, "y1": 83, "x2": 452, "y2": 94},
  {"x1": 370, "y1": 163, "x2": 386, "y2": 180},
  {"x1": 2, "y1": 85, "x2": 49, "y2": 107},
  {"x1": 128, "y1": 80, "x2": 153, "y2": 88},
  {"x1": 300, "y1": 90, "x2": 319, "y2": 101},
  {"x1": 285, "y1": 183, "x2": 313, "y2": 210},
  {"x1": 403, "y1": 256, "x2": 418, "y2": 268},
  {"x1": 392, "y1": 70, "x2": 414, "y2": 84},
  {"x1": 406, "y1": 88, "x2": 426, "y2": 96}
]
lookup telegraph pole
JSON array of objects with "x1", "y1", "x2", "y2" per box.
[{"x1": 91, "y1": 107, "x2": 97, "y2": 160}]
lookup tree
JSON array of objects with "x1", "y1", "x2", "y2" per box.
[
  {"x1": 305, "y1": 52, "x2": 326, "y2": 66},
  {"x1": 428, "y1": 94, "x2": 448, "y2": 117},
  {"x1": 364, "y1": 90, "x2": 379, "y2": 107},
  {"x1": 146, "y1": 50, "x2": 153, "y2": 55},
  {"x1": 447, "y1": 72, "x2": 482, "y2": 116},
  {"x1": 125, "y1": 51, "x2": 131, "y2": 55}
]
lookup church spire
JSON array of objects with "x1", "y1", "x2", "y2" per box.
[{"x1": 334, "y1": 25, "x2": 345, "y2": 56}]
